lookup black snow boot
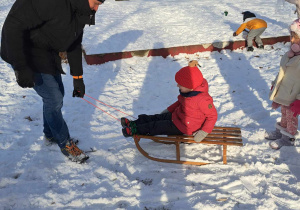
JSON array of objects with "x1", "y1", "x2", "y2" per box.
[
  {"x1": 121, "y1": 117, "x2": 131, "y2": 128},
  {"x1": 247, "y1": 46, "x2": 254, "y2": 51}
]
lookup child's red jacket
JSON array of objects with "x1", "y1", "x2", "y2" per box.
[{"x1": 167, "y1": 79, "x2": 218, "y2": 135}]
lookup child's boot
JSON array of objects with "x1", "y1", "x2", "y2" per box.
[
  {"x1": 269, "y1": 130, "x2": 295, "y2": 150},
  {"x1": 122, "y1": 127, "x2": 133, "y2": 137},
  {"x1": 121, "y1": 117, "x2": 131, "y2": 128},
  {"x1": 265, "y1": 123, "x2": 285, "y2": 140},
  {"x1": 247, "y1": 46, "x2": 254, "y2": 51},
  {"x1": 122, "y1": 121, "x2": 137, "y2": 137},
  {"x1": 258, "y1": 45, "x2": 264, "y2": 49}
]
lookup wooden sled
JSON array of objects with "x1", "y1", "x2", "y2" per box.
[{"x1": 133, "y1": 126, "x2": 243, "y2": 166}]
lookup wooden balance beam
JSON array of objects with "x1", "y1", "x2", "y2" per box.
[{"x1": 133, "y1": 126, "x2": 243, "y2": 166}]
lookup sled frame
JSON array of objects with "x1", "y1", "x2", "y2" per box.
[{"x1": 133, "y1": 126, "x2": 243, "y2": 166}]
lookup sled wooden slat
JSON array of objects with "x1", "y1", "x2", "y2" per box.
[{"x1": 133, "y1": 126, "x2": 243, "y2": 166}]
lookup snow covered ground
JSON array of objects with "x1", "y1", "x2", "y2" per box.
[{"x1": 0, "y1": 0, "x2": 300, "y2": 209}]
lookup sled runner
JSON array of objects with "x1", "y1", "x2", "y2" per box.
[{"x1": 133, "y1": 126, "x2": 242, "y2": 165}]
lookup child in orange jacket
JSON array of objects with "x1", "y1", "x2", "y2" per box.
[{"x1": 233, "y1": 11, "x2": 267, "y2": 51}]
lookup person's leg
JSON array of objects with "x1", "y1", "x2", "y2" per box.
[
  {"x1": 264, "y1": 122, "x2": 285, "y2": 140},
  {"x1": 246, "y1": 30, "x2": 256, "y2": 48},
  {"x1": 122, "y1": 112, "x2": 183, "y2": 136},
  {"x1": 32, "y1": 72, "x2": 54, "y2": 140},
  {"x1": 247, "y1": 28, "x2": 266, "y2": 48},
  {"x1": 280, "y1": 105, "x2": 288, "y2": 129},
  {"x1": 269, "y1": 105, "x2": 297, "y2": 149},
  {"x1": 285, "y1": 106, "x2": 298, "y2": 136},
  {"x1": 137, "y1": 120, "x2": 183, "y2": 136},
  {"x1": 135, "y1": 113, "x2": 172, "y2": 124},
  {"x1": 121, "y1": 113, "x2": 170, "y2": 128},
  {"x1": 254, "y1": 27, "x2": 266, "y2": 47},
  {"x1": 33, "y1": 73, "x2": 70, "y2": 148},
  {"x1": 134, "y1": 113, "x2": 182, "y2": 135},
  {"x1": 56, "y1": 72, "x2": 65, "y2": 97},
  {"x1": 265, "y1": 105, "x2": 290, "y2": 140},
  {"x1": 43, "y1": 73, "x2": 66, "y2": 143},
  {"x1": 33, "y1": 72, "x2": 53, "y2": 140}
]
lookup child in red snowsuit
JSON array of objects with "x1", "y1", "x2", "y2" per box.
[
  {"x1": 121, "y1": 61, "x2": 218, "y2": 142},
  {"x1": 265, "y1": 19, "x2": 300, "y2": 149}
]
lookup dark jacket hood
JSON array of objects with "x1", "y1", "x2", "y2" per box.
[{"x1": 242, "y1": 11, "x2": 256, "y2": 22}]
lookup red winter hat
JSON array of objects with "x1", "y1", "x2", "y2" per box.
[{"x1": 175, "y1": 66, "x2": 203, "y2": 89}]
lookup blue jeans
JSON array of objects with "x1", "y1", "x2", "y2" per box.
[{"x1": 33, "y1": 73, "x2": 70, "y2": 148}]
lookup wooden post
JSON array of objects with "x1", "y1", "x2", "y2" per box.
[
  {"x1": 176, "y1": 142, "x2": 180, "y2": 161},
  {"x1": 223, "y1": 145, "x2": 227, "y2": 164}
]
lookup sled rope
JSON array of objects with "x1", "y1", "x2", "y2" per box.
[
  {"x1": 85, "y1": 94, "x2": 136, "y2": 119},
  {"x1": 82, "y1": 98, "x2": 121, "y2": 121},
  {"x1": 82, "y1": 94, "x2": 137, "y2": 122}
]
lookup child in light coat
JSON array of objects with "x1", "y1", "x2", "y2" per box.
[
  {"x1": 233, "y1": 11, "x2": 267, "y2": 51},
  {"x1": 285, "y1": 0, "x2": 300, "y2": 18},
  {"x1": 265, "y1": 19, "x2": 300, "y2": 149},
  {"x1": 121, "y1": 61, "x2": 218, "y2": 143}
]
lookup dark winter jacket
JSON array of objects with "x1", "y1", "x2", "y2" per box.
[
  {"x1": 1, "y1": 0, "x2": 95, "y2": 76},
  {"x1": 167, "y1": 79, "x2": 218, "y2": 135}
]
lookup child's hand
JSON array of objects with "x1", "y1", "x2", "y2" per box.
[
  {"x1": 233, "y1": 32, "x2": 237, "y2": 37},
  {"x1": 193, "y1": 130, "x2": 208, "y2": 142}
]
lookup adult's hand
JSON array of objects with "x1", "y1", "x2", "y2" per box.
[
  {"x1": 14, "y1": 68, "x2": 35, "y2": 88},
  {"x1": 73, "y1": 78, "x2": 85, "y2": 98}
]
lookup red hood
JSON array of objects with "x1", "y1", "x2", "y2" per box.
[{"x1": 193, "y1": 79, "x2": 209, "y2": 93}]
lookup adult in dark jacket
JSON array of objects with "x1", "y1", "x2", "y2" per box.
[{"x1": 0, "y1": 0, "x2": 104, "y2": 163}]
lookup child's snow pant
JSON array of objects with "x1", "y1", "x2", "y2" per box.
[
  {"x1": 134, "y1": 113, "x2": 183, "y2": 136},
  {"x1": 280, "y1": 105, "x2": 298, "y2": 136},
  {"x1": 247, "y1": 27, "x2": 266, "y2": 47}
]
